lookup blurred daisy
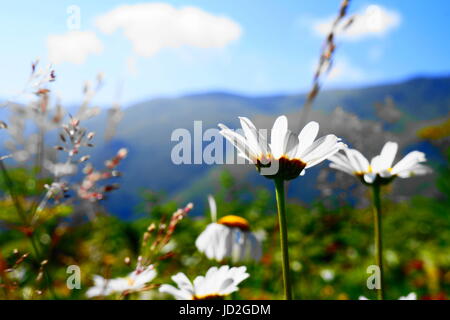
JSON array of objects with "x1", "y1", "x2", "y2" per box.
[
  {"x1": 86, "y1": 275, "x2": 113, "y2": 298},
  {"x1": 331, "y1": 142, "x2": 431, "y2": 300},
  {"x1": 86, "y1": 265, "x2": 156, "y2": 298},
  {"x1": 196, "y1": 195, "x2": 262, "y2": 262},
  {"x1": 219, "y1": 115, "x2": 345, "y2": 181},
  {"x1": 196, "y1": 215, "x2": 263, "y2": 262},
  {"x1": 399, "y1": 293, "x2": 417, "y2": 300},
  {"x1": 329, "y1": 142, "x2": 431, "y2": 185},
  {"x1": 159, "y1": 265, "x2": 249, "y2": 300},
  {"x1": 359, "y1": 292, "x2": 416, "y2": 300}
]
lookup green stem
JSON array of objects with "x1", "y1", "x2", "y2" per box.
[
  {"x1": 371, "y1": 184, "x2": 385, "y2": 300},
  {"x1": 274, "y1": 178, "x2": 293, "y2": 300}
]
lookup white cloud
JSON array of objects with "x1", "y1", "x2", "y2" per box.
[
  {"x1": 47, "y1": 31, "x2": 103, "y2": 65},
  {"x1": 95, "y1": 3, "x2": 242, "y2": 57},
  {"x1": 313, "y1": 4, "x2": 401, "y2": 41}
]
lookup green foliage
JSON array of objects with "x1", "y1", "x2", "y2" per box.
[
  {"x1": 0, "y1": 156, "x2": 449, "y2": 300},
  {"x1": 0, "y1": 167, "x2": 50, "y2": 197}
]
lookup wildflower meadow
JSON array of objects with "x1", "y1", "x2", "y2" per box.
[{"x1": 0, "y1": 0, "x2": 449, "y2": 307}]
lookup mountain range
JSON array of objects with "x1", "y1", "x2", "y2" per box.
[{"x1": 76, "y1": 75, "x2": 450, "y2": 219}]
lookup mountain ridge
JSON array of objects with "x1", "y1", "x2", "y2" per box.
[
  {"x1": 81, "y1": 75, "x2": 449, "y2": 218},
  {"x1": 2, "y1": 75, "x2": 449, "y2": 219}
]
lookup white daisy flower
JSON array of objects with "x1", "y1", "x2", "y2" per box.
[
  {"x1": 359, "y1": 292, "x2": 416, "y2": 300},
  {"x1": 86, "y1": 275, "x2": 113, "y2": 298},
  {"x1": 219, "y1": 115, "x2": 345, "y2": 181},
  {"x1": 86, "y1": 265, "x2": 156, "y2": 298},
  {"x1": 329, "y1": 141, "x2": 431, "y2": 185},
  {"x1": 196, "y1": 215, "x2": 263, "y2": 262},
  {"x1": 399, "y1": 292, "x2": 417, "y2": 300},
  {"x1": 159, "y1": 265, "x2": 249, "y2": 300}
]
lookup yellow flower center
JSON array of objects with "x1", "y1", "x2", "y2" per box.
[
  {"x1": 217, "y1": 215, "x2": 250, "y2": 231},
  {"x1": 354, "y1": 166, "x2": 393, "y2": 176},
  {"x1": 127, "y1": 277, "x2": 135, "y2": 286}
]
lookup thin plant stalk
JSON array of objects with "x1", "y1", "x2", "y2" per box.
[
  {"x1": 35, "y1": 127, "x2": 45, "y2": 177},
  {"x1": 371, "y1": 183, "x2": 385, "y2": 300},
  {"x1": 274, "y1": 178, "x2": 293, "y2": 300}
]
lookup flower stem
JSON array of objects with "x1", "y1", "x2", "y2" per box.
[
  {"x1": 371, "y1": 183, "x2": 385, "y2": 300},
  {"x1": 274, "y1": 178, "x2": 293, "y2": 300}
]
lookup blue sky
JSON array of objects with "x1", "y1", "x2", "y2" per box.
[{"x1": 1, "y1": 0, "x2": 449, "y2": 106}]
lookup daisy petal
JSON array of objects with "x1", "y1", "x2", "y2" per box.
[
  {"x1": 370, "y1": 155, "x2": 383, "y2": 174},
  {"x1": 159, "y1": 284, "x2": 192, "y2": 300},
  {"x1": 296, "y1": 121, "x2": 319, "y2": 157},
  {"x1": 345, "y1": 149, "x2": 370, "y2": 174},
  {"x1": 378, "y1": 141, "x2": 398, "y2": 171},
  {"x1": 172, "y1": 272, "x2": 195, "y2": 294},
  {"x1": 391, "y1": 151, "x2": 426, "y2": 175},
  {"x1": 270, "y1": 116, "x2": 288, "y2": 159},
  {"x1": 219, "y1": 128, "x2": 257, "y2": 162},
  {"x1": 305, "y1": 142, "x2": 345, "y2": 169},
  {"x1": 300, "y1": 135, "x2": 344, "y2": 167},
  {"x1": 396, "y1": 164, "x2": 432, "y2": 178},
  {"x1": 239, "y1": 117, "x2": 264, "y2": 157},
  {"x1": 284, "y1": 131, "x2": 300, "y2": 158},
  {"x1": 364, "y1": 173, "x2": 376, "y2": 184},
  {"x1": 329, "y1": 162, "x2": 354, "y2": 175}
]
